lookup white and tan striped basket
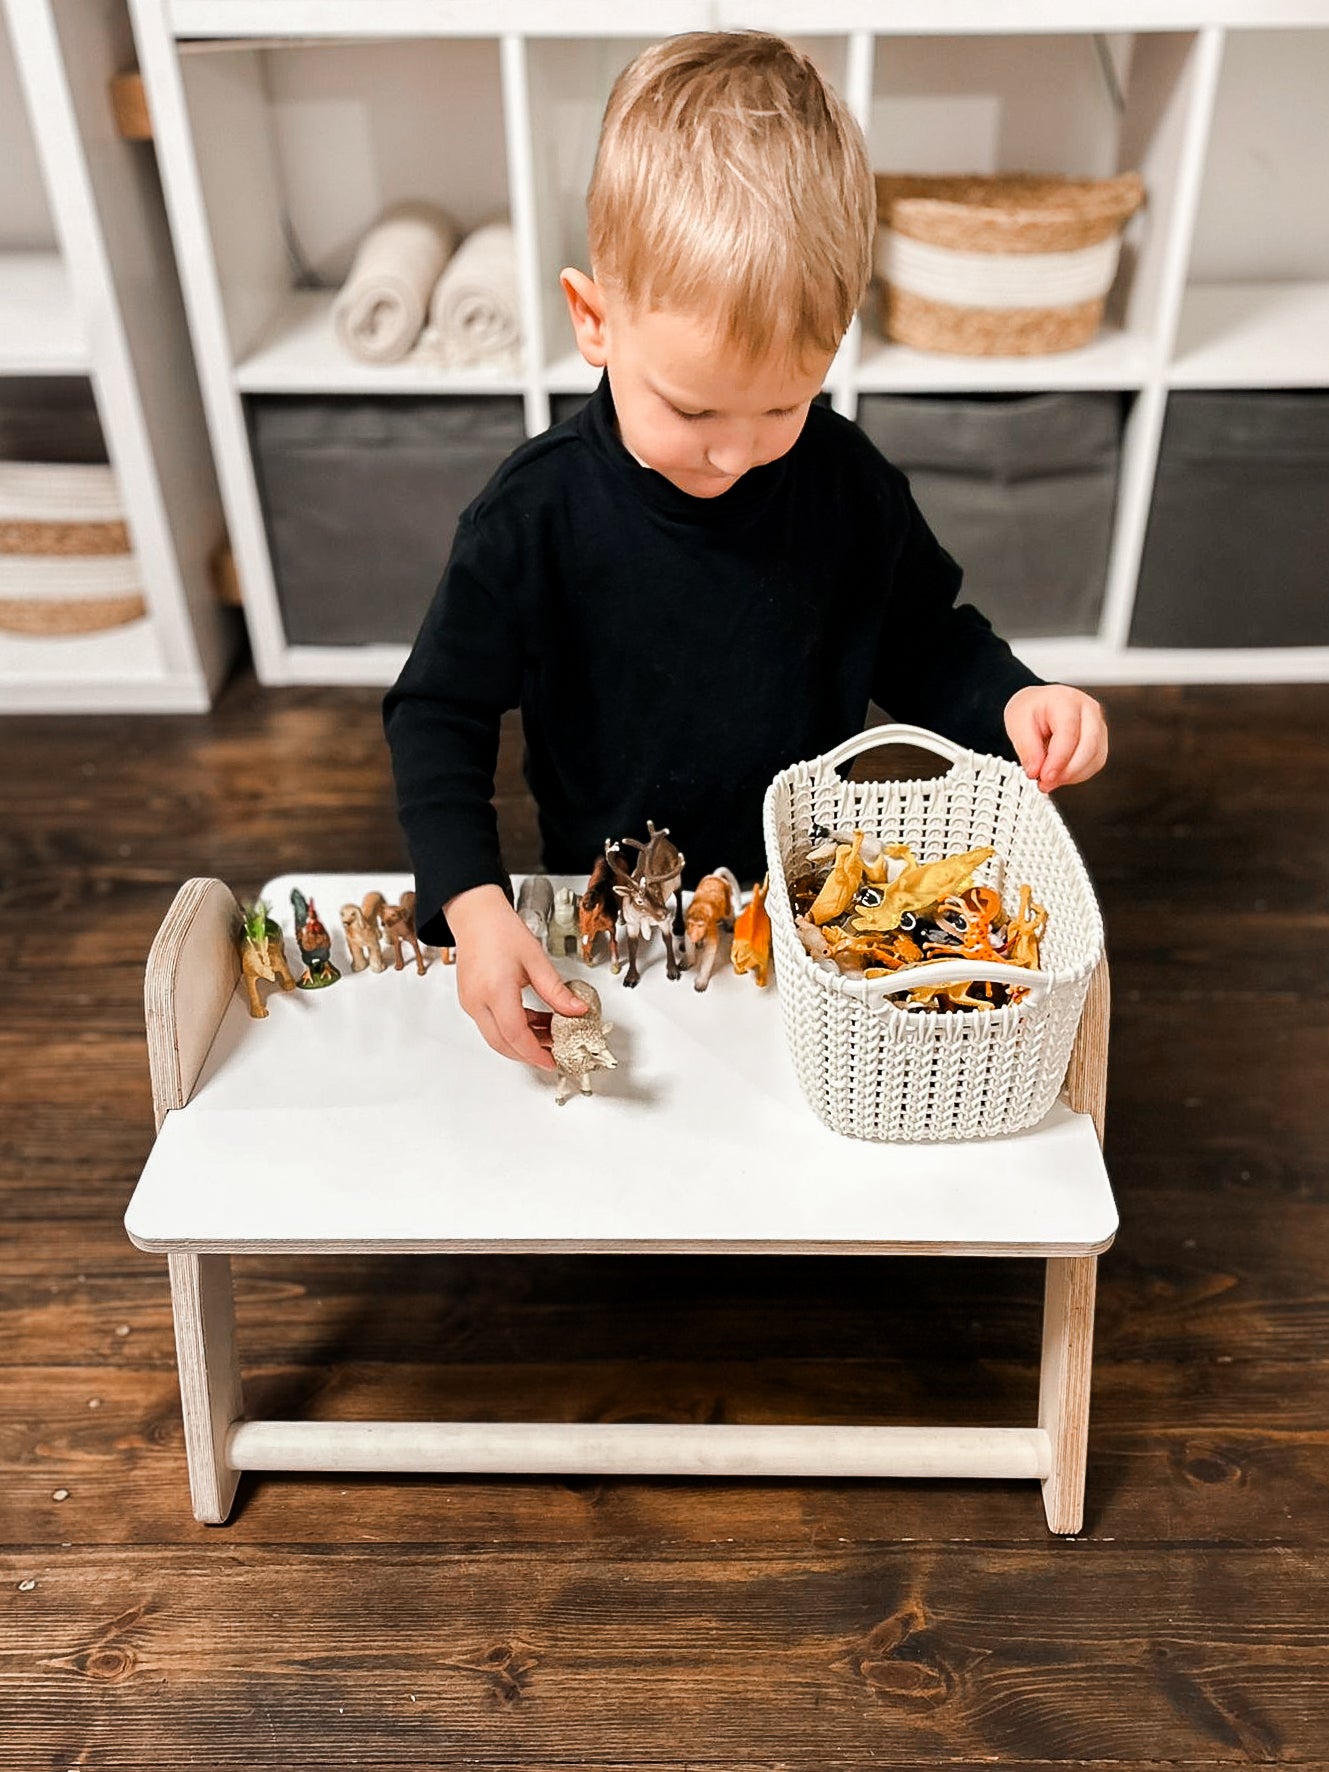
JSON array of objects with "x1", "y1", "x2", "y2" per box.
[
  {"x1": 763, "y1": 725, "x2": 1104, "y2": 1143},
  {"x1": 874, "y1": 172, "x2": 1145, "y2": 356},
  {"x1": 0, "y1": 461, "x2": 144, "y2": 635}
]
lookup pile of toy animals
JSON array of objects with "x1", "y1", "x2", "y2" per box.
[
  {"x1": 787, "y1": 827, "x2": 1048, "y2": 1011},
  {"x1": 519, "y1": 821, "x2": 772, "y2": 996}
]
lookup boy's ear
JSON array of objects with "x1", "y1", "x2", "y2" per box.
[{"x1": 561, "y1": 268, "x2": 609, "y2": 368}]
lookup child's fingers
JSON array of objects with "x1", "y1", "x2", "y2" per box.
[
  {"x1": 527, "y1": 952, "x2": 588, "y2": 1017},
  {"x1": 487, "y1": 999, "x2": 557, "y2": 1070},
  {"x1": 1005, "y1": 698, "x2": 1049, "y2": 779},
  {"x1": 1037, "y1": 705, "x2": 1082, "y2": 790},
  {"x1": 1059, "y1": 717, "x2": 1109, "y2": 785},
  {"x1": 525, "y1": 1008, "x2": 555, "y2": 1052}
]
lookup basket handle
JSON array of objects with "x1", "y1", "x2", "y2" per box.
[
  {"x1": 815, "y1": 723, "x2": 970, "y2": 775},
  {"x1": 865, "y1": 958, "x2": 1050, "y2": 1010}
]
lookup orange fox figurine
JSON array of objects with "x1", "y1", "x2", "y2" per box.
[{"x1": 731, "y1": 876, "x2": 772, "y2": 988}]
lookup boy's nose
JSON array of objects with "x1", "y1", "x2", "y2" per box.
[{"x1": 705, "y1": 438, "x2": 757, "y2": 478}]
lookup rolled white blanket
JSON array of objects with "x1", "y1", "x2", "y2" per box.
[
  {"x1": 427, "y1": 220, "x2": 522, "y2": 368},
  {"x1": 332, "y1": 201, "x2": 457, "y2": 365}
]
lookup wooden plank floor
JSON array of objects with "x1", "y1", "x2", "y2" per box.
[{"x1": 1, "y1": 674, "x2": 1327, "y2": 1769}]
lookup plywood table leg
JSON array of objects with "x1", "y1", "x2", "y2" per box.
[
  {"x1": 169, "y1": 1251, "x2": 243, "y2": 1524},
  {"x1": 1038, "y1": 1253, "x2": 1097, "y2": 1535}
]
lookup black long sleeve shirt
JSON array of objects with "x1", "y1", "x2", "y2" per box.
[{"x1": 384, "y1": 374, "x2": 1041, "y2": 947}]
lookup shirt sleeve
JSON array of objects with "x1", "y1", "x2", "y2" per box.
[
  {"x1": 871, "y1": 475, "x2": 1043, "y2": 760},
  {"x1": 382, "y1": 513, "x2": 524, "y2": 948}
]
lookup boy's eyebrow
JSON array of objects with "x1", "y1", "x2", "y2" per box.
[
  {"x1": 644, "y1": 375, "x2": 795, "y2": 417},
  {"x1": 645, "y1": 375, "x2": 715, "y2": 415}
]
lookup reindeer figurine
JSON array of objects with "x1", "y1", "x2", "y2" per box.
[
  {"x1": 578, "y1": 852, "x2": 622, "y2": 972},
  {"x1": 606, "y1": 822, "x2": 686, "y2": 988},
  {"x1": 684, "y1": 867, "x2": 742, "y2": 993},
  {"x1": 238, "y1": 900, "x2": 297, "y2": 1018}
]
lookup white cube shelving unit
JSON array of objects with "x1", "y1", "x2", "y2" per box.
[
  {"x1": 0, "y1": 0, "x2": 235, "y2": 713},
  {"x1": 128, "y1": 1, "x2": 1329, "y2": 689}
]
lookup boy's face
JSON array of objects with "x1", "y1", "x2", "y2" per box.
[{"x1": 562, "y1": 270, "x2": 834, "y2": 500}]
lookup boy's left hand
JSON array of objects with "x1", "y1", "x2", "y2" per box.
[{"x1": 1004, "y1": 684, "x2": 1108, "y2": 792}]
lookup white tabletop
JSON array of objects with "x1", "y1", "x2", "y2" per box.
[{"x1": 125, "y1": 875, "x2": 1116, "y2": 1257}]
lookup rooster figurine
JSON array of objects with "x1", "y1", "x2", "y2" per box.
[{"x1": 290, "y1": 887, "x2": 341, "y2": 989}]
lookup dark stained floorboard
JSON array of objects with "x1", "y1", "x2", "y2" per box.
[{"x1": 1, "y1": 674, "x2": 1327, "y2": 1766}]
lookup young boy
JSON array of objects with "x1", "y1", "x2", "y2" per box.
[{"x1": 384, "y1": 31, "x2": 1108, "y2": 1073}]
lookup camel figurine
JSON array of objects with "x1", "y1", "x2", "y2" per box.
[{"x1": 238, "y1": 900, "x2": 297, "y2": 1018}]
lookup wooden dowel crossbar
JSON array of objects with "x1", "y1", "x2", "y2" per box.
[{"x1": 226, "y1": 1420, "x2": 1052, "y2": 1481}]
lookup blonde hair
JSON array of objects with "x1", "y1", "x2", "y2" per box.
[{"x1": 586, "y1": 32, "x2": 875, "y2": 365}]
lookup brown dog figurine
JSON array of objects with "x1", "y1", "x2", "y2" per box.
[{"x1": 382, "y1": 890, "x2": 427, "y2": 975}]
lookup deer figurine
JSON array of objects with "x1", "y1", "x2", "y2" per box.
[{"x1": 606, "y1": 822, "x2": 685, "y2": 988}]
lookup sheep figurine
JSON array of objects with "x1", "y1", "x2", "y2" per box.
[{"x1": 550, "y1": 979, "x2": 618, "y2": 1106}]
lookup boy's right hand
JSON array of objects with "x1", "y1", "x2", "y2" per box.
[{"x1": 444, "y1": 883, "x2": 588, "y2": 1070}]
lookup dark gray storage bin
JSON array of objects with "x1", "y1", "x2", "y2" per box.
[
  {"x1": 0, "y1": 377, "x2": 106, "y2": 463},
  {"x1": 1133, "y1": 391, "x2": 1329, "y2": 649},
  {"x1": 856, "y1": 392, "x2": 1123, "y2": 638},
  {"x1": 248, "y1": 396, "x2": 527, "y2": 646}
]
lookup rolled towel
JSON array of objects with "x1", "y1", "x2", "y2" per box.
[
  {"x1": 427, "y1": 220, "x2": 521, "y2": 369},
  {"x1": 332, "y1": 201, "x2": 457, "y2": 365}
]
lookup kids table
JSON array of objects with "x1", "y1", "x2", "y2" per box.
[{"x1": 126, "y1": 874, "x2": 1115, "y2": 1533}]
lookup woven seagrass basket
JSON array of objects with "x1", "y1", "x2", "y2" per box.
[
  {"x1": 0, "y1": 461, "x2": 144, "y2": 635},
  {"x1": 763, "y1": 725, "x2": 1104, "y2": 1143},
  {"x1": 874, "y1": 172, "x2": 1145, "y2": 356}
]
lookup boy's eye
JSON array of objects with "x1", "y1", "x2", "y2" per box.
[{"x1": 669, "y1": 404, "x2": 800, "y2": 421}]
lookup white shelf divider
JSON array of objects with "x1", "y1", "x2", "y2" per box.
[
  {"x1": 1, "y1": 0, "x2": 233, "y2": 712},
  {"x1": 1096, "y1": 24, "x2": 1226, "y2": 656}
]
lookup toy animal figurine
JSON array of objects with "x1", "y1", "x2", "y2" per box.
[
  {"x1": 684, "y1": 867, "x2": 742, "y2": 993},
  {"x1": 517, "y1": 875, "x2": 555, "y2": 945},
  {"x1": 291, "y1": 888, "x2": 341, "y2": 989},
  {"x1": 340, "y1": 899, "x2": 385, "y2": 973},
  {"x1": 382, "y1": 890, "x2": 427, "y2": 975},
  {"x1": 620, "y1": 820, "x2": 685, "y2": 935},
  {"x1": 548, "y1": 887, "x2": 580, "y2": 958},
  {"x1": 238, "y1": 900, "x2": 297, "y2": 1018},
  {"x1": 578, "y1": 852, "x2": 622, "y2": 972},
  {"x1": 732, "y1": 875, "x2": 772, "y2": 988},
  {"x1": 606, "y1": 834, "x2": 684, "y2": 988},
  {"x1": 550, "y1": 979, "x2": 617, "y2": 1105}
]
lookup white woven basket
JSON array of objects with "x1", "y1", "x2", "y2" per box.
[{"x1": 762, "y1": 724, "x2": 1104, "y2": 1143}]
